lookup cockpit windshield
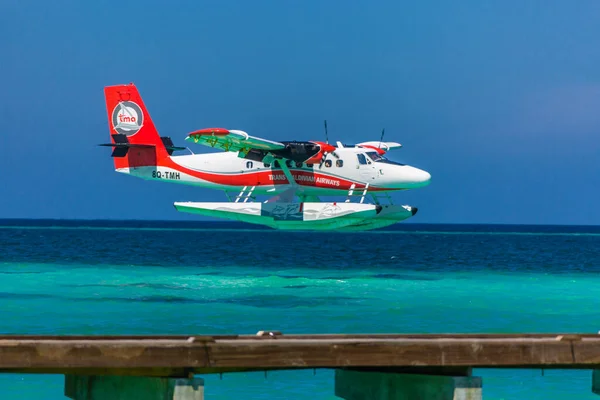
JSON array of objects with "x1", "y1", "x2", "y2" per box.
[
  {"x1": 366, "y1": 151, "x2": 383, "y2": 162},
  {"x1": 365, "y1": 151, "x2": 405, "y2": 166}
]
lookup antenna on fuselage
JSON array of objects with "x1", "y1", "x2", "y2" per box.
[
  {"x1": 324, "y1": 120, "x2": 329, "y2": 144},
  {"x1": 378, "y1": 128, "x2": 385, "y2": 148}
]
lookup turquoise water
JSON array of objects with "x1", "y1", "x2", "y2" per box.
[{"x1": 1, "y1": 221, "x2": 600, "y2": 399}]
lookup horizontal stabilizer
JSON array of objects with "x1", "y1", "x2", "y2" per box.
[
  {"x1": 160, "y1": 136, "x2": 187, "y2": 155},
  {"x1": 98, "y1": 134, "x2": 155, "y2": 157}
]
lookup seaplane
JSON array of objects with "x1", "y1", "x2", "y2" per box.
[{"x1": 100, "y1": 83, "x2": 431, "y2": 231}]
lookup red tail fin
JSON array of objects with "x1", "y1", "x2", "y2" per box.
[{"x1": 103, "y1": 83, "x2": 169, "y2": 170}]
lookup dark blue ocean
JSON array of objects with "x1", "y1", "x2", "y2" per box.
[{"x1": 1, "y1": 219, "x2": 600, "y2": 399}]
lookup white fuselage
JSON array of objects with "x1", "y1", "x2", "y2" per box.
[{"x1": 119, "y1": 146, "x2": 431, "y2": 197}]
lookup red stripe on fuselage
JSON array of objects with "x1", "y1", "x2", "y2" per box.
[{"x1": 158, "y1": 157, "x2": 395, "y2": 191}]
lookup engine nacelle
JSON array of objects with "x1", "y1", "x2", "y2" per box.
[{"x1": 303, "y1": 141, "x2": 336, "y2": 164}]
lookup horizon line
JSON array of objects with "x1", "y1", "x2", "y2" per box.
[{"x1": 0, "y1": 218, "x2": 598, "y2": 228}]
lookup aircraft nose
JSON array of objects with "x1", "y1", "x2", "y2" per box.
[{"x1": 408, "y1": 167, "x2": 431, "y2": 187}]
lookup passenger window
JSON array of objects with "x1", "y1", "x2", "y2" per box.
[
  {"x1": 295, "y1": 161, "x2": 303, "y2": 168},
  {"x1": 336, "y1": 160, "x2": 343, "y2": 167},
  {"x1": 325, "y1": 160, "x2": 332, "y2": 168},
  {"x1": 263, "y1": 163, "x2": 271, "y2": 168},
  {"x1": 246, "y1": 161, "x2": 253, "y2": 169},
  {"x1": 286, "y1": 160, "x2": 294, "y2": 168},
  {"x1": 357, "y1": 154, "x2": 367, "y2": 165},
  {"x1": 273, "y1": 160, "x2": 280, "y2": 168}
]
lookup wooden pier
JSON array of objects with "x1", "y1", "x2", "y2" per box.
[{"x1": 2, "y1": 332, "x2": 600, "y2": 399}]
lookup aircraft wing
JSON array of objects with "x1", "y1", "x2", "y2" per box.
[
  {"x1": 186, "y1": 128, "x2": 286, "y2": 153},
  {"x1": 357, "y1": 141, "x2": 402, "y2": 151}
]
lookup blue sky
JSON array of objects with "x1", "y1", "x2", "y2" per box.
[{"x1": 2, "y1": 0, "x2": 599, "y2": 224}]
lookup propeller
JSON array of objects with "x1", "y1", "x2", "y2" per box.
[
  {"x1": 318, "y1": 148, "x2": 339, "y2": 167},
  {"x1": 315, "y1": 120, "x2": 339, "y2": 168},
  {"x1": 378, "y1": 128, "x2": 385, "y2": 149},
  {"x1": 318, "y1": 120, "x2": 328, "y2": 168},
  {"x1": 319, "y1": 152, "x2": 326, "y2": 168}
]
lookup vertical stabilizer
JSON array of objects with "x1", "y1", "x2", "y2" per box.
[{"x1": 102, "y1": 83, "x2": 169, "y2": 170}]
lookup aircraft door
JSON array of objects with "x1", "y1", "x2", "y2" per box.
[{"x1": 356, "y1": 153, "x2": 376, "y2": 182}]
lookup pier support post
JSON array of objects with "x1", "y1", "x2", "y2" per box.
[
  {"x1": 592, "y1": 370, "x2": 600, "y2": 395},
  {"x1": 64, "y1": 375, "x2": 204, "y2": 400},
  {"x1": 335, "y1": 369, "x2": 482, "y2": 400}
]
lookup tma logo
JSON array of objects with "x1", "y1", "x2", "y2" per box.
[{"x1": 112, "y1": 101, "x2": 144, "y2": 136}]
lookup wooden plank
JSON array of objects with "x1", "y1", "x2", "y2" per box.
[
  {"x1": 0, "y1": 333, "x2": 597, "y2": 340},
  {"x1": 0, "y1": 333, "x2": 597, "y2": 342},
  {"x1": 0, "y1": 335, "x2": 596, "y2": 375},
  {"x1": 206, "y1": 338, "x2": 579, "y2": 369}
]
